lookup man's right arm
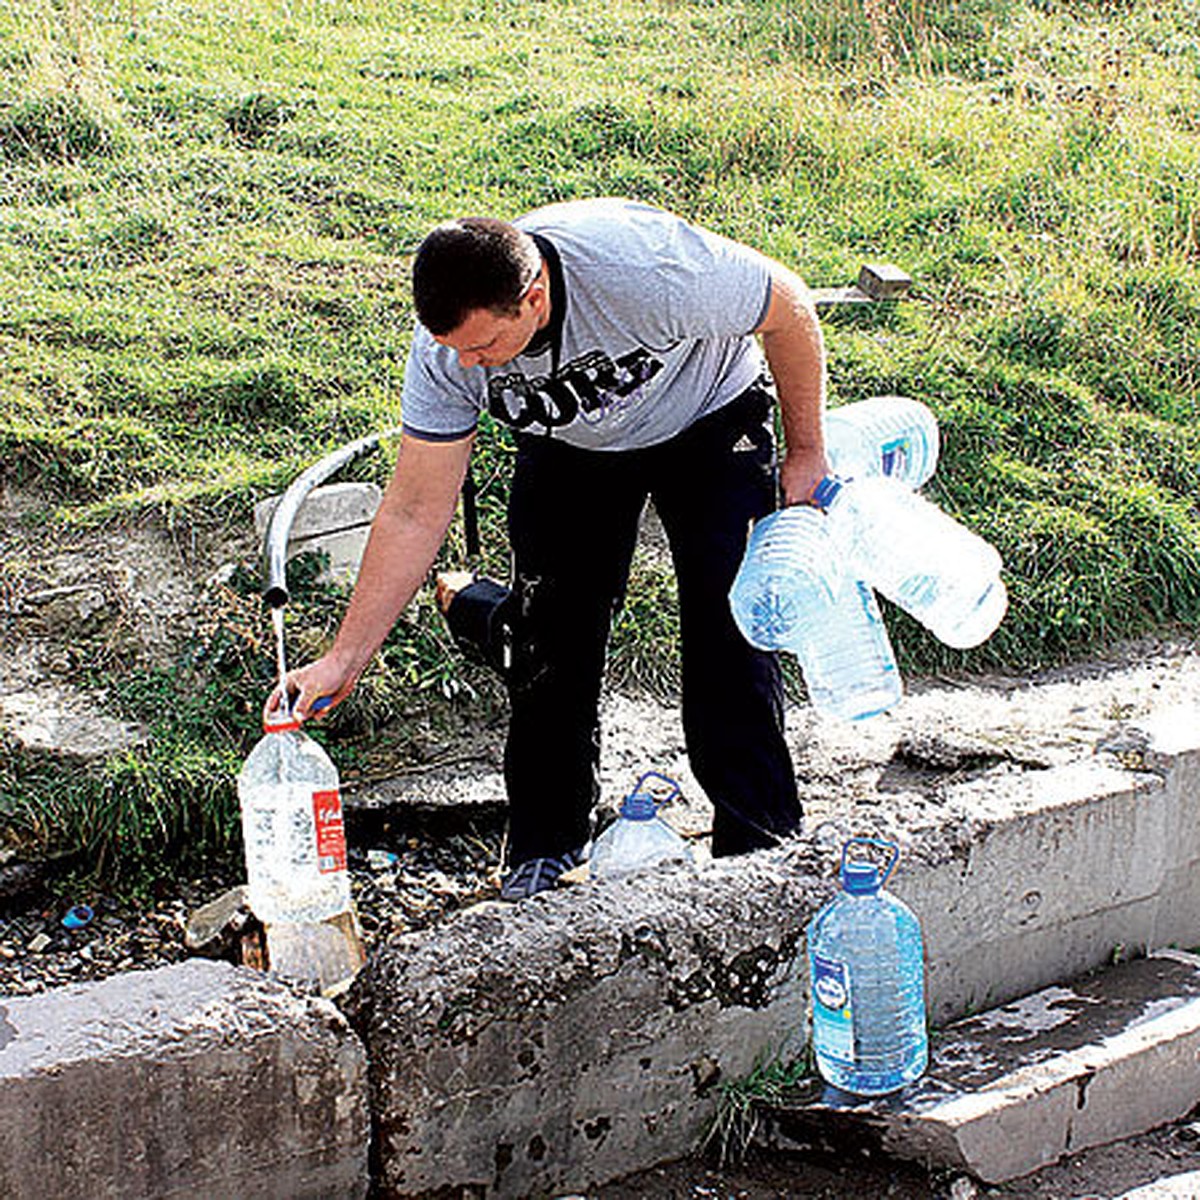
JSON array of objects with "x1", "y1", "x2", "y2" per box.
[{"x1": 277, "y1": 430, "x2": 474, "y2": 720}]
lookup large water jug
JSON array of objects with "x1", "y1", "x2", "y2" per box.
[
  {"x1": 813, "y1": 474, "x2": 1007, "y2": 649},
  {"x1": 807, "y1": 838, "x2": 928, "y2": 1096},
  {"x1": 794, "y1": 578, "x2": 902, "y2": 722},
  {"x1": 729, "y1": 506, "x2": 842, "y2": 650},
  {"x1": 590, "y1": 772, "x2": 694, "y2": 880},
  {"x1": 824, "y1": 395, "x2": 939, "y2": 488},
  {"x1": 730, "y1": 507, "x2": 901, "y2": 721},
  {"x1": 237, "y1": 713, "x2": 352, "y2": 924}
]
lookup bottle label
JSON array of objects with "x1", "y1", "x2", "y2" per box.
[
  {"x1": 312, "y1": 788, "x2": 347, "y2": 873},
  {"x1": 811, "y1": 952, "x2": 855, "y2": 1062},
  {"x1": 880, "y1": 434, "x2": 910, "y2": 479}
]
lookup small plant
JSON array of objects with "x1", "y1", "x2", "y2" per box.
[{"x1": 704, "y1": 1050, "x2": 813, "y2": 1167}]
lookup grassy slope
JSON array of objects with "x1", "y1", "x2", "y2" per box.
[{"x1": 1, "y1": 0, "x2": 1198, "y2": 878}]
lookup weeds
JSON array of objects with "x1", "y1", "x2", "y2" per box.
[{"x1": 704, "y1": 1051, "x2": 813, "y2": 1168}]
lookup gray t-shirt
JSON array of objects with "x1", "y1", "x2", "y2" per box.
[{"x1": 401, "y1": 198, "x2": 773, "y2": 450}]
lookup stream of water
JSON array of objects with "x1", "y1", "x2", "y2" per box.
[{"x1": 272, "y1": 605, "x2": 289, "y2": 715}]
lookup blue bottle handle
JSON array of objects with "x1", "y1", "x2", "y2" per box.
[
  {"x1": 841, "y1": 837, "x2": 899, "y2": 886},
  {"x1": 311, "y1": 695, "x2": 333, "y2": 714},
  {"x1": 631, "y1": 770, "x2": 681, "y2": 808}
]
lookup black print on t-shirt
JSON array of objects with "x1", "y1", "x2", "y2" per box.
[{"x1": 487, "y1": 347, "x2": 664, "y2": 431}]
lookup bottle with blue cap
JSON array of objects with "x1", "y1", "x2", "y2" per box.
[
  {"x1": 807, "y1": 837, "x2": 928, "y2": 1096},
  {"x1": 589, "y1": 771, "x2": 694, "y2": 880}
]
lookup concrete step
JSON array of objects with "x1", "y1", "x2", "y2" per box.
[
  {"x1": 757, "y1": 951, "x2": 1200, "y2": 1185},
  {"x1": 1116, "y1": 1170, "x2": 1200, "y2": 1199}
]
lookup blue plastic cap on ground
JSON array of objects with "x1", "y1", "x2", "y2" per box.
[{"x1": 62, "y1": 904, "x2": 94, "y2": 930}]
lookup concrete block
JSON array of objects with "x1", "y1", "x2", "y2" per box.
[
  {"x1": 254, "y1": 482, "x2": 381, "y2": 588},
  {"x1": 338, "y1": 693, "x2": 1200, "y2": 1197},
  {"x1": 758, "y1": 954, "x2": 1200, "y2": 1184},
  {"x1": 907, "y1": 759, "x2": 1169, "y2": 1023},
  {"x1": 254, "y1": 481, "x2": 381, "y2": 542},
  {"x1": 343, "y1": 850, "x2": 828, "y2": 1199},
  {"x1": 0, "y1": 959, "x2": 370, "y2": 1200}
]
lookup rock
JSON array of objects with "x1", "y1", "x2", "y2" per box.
[{"x1": 0, "y1": 684, "x2": 147, "y2": 761}]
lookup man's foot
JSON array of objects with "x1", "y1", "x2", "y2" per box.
[{"x1": 499, "y1": 847, "x2": 587, "y2": 901}]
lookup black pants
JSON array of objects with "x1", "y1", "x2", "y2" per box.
[{"x1": 500, "y1": 383, "x2": 802, "y2": 863}]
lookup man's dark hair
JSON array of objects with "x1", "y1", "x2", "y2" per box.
[{"x1": 412, "y1": 217, "x2": 542, "y2": 336}]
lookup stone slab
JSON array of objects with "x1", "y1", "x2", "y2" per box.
[
  {"x1": 254, "y1": 481, "x2": 381, "y2": 542},
  {"x1": 0, "y1": 959, "x2": 370, "y2": 1200},
  {"x1": 255, "y1": 482, "x2": 382, "y2": 589},
  {"x1": 0, "y1": 682, "x2": 147, "y2": 759},
  {"x1": 758, "y1": 954, "x2": 1200, "y2": 1184}
]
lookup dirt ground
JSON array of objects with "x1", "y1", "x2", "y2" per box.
[{"x1": 597, "y1": 1116, "x2": 1200, "y2": 1198}]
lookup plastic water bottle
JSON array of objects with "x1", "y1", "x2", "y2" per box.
[
  {"x1": 813, "y1": 474, "x2": 1007, "y2": 649},
  {"x1": 807, "y1": 838, "x2": 928, "y2": 1096},
  {"x1": 825, "y1": 396, "x2": 940, "y2": 488},
  {"x1": 729, "y1": 507, "x2": 901, "y2": 721},
  {"x1": 795, "y1": 578, "x2": 902, "y2": 722},
  {"x1": 590, "y1": 772, "x2": 694, "y2": 880},
  {"x1": 237, "y1": 713, "x2": 352, "y2": 924},
  {"x1": 729, "y1": 507, "x2": 842, "y2": 650}
]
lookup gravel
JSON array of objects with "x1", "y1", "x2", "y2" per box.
[{"x1": 0, "y1": 822, "x2": 506, "y2": 996}]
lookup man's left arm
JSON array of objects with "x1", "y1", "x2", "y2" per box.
[{"x1": 755, "y1": 263, "x2": 830, "y2": 506}]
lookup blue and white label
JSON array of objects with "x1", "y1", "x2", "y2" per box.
[
  {"x1": 880, "y1": 435, "x2": 911, "y2": 478},
  {"x1": 811, "y1": 952, "x2": 855, "y2": 1062}
]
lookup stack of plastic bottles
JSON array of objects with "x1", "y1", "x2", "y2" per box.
[{"x1": 729, "y1": 396, "x2": 1007, "y2": 722}]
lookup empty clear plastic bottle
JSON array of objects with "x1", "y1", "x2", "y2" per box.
[
  {"x1": 237, "y1": 714, "x2": 351, "y2": 924},
  {"x1": 792, "y1": 578, "x2": 902, "y2": 722},
  {"x1": 590, "y1": 772, "x2": 694, "y2": 880},
  {"x1": 730, "y1": 507, "x2": 901, "y2": 721},
  {"x1": 813, "y1": 474, "x2": 1007, "y2": 650},
  {"x1": 729, "y1": 507, "x2": 843, "y2": 650},
  {"x1": 824, "y1": 396, "x2": 940, "y2": 488},
  {"x1": 807, "y1": 838, "x2": 928, "y2": 1096}
]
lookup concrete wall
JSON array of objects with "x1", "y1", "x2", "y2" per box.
[
  {"x1": 0, "y1": 960, "x2": 370, "y2": 1200},
  {"x1": 347, "y1": 715, "x2": 1200, "y2": 1198},
  {"x1": 2, "y1": 712, "x2": 1195, "y2": 1198}
]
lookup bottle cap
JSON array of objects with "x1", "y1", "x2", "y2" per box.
[
  {"x1": 812, "y1": 475, "x2": 844, "y2": 510},
  {"x1": 263, "y1": 712, "x2": 301, "y2": 733},
  {"x1": 841, "y1": 860, "x2": 882, "y2": 894},
  {"x1": 619, "y1": 791, "x2": 658, "y2": 820},
  {"x1": 839, "y1": 837, "x2": 899, "y2": 893}
]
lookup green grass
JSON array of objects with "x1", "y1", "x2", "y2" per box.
[{"x1": 1, "y1": 0, "x2": 1198, "y2": 883}]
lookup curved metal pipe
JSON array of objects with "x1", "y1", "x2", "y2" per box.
[{"x1": 262, "y1": 427, "x2": 402, "y2": 608}]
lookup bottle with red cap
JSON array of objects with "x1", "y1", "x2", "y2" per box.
[{"x1": 236, "y1": 710, "x2": 351, "y2": 924}]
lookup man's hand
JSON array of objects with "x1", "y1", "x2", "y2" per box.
[
  {"x1": 779, "y1": 443, "x2": 831, "y2": 508},
  {"x1": 265, "y1": 650, "x2": 359, "y2": 724}
]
